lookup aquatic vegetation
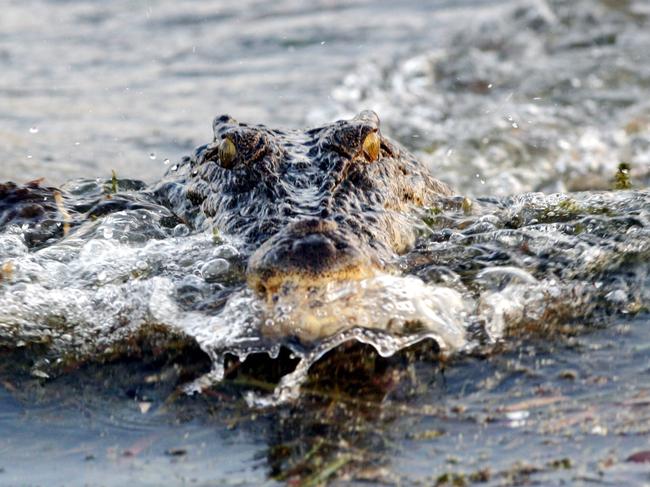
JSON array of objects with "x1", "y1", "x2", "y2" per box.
[
  {"x1": 614, "y1": 162, "x2": 633, "y2": 190},
  {"x1": 110, "y1": 169, "x2": 119, "y2": 194}
]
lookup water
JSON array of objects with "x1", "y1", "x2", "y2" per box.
[
  {"x1": 312, "y1": 0, "x2": 650, "y2": 197},
  {"x1": 0, "y1": 0, "x2": 508, "y2": 185},
  {"x1": 1, "y1": 0, "x2": 650, "y2": 485}
]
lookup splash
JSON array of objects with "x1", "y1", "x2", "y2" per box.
[
  {"x1": 1, "y1": 187, "x2": 647, "y2": 402},
  {"x1": 1, "y1": 0, "x2": 649, "y2": 405}
]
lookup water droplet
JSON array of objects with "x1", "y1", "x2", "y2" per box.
[
  {"x1": 175, "y1": 275, "x2": 204, "y2": 299},
  {"x1": 591, "y1": 425, "x2": 607, "y2": 436},
  {"x1": 505, "y1": 410, "x2": 529, "y2": 428},
  {"x1": 163, "y1": 158, "x2": 170, "y2": 165},
  {"x1": 512, "y1": 122, "x2": 519, "y2": 129},
  {"x1": 201, "y1": 259, "x2": 230, "y2": 281},
  {"x1": 102, "y1": 227, "x2": 114, "y2": 239},
  {"x1": 27, "y1": 154, "x2": 33, "y2": 159},
  {"x1": 213, "y1": 244, "x2": 239, "y2": 259},
  {"x1": 29, "y1": 126, "x2": 39, "y2": 134},
  {"x1": 172, "y1": 224, "x2": 190, "y2": 237},
  {"x1": 136, "y1": 260, "x2": 148, "y2": 271},
  {"x1": 171, "y1": 165, "x2": 178, "y2": 171},
  {"x1": 320, "y1": 41, "x2": 326, "y2": 45},
  {"x1": 149, "y1": 152, "x2": 156, "y2": 160},
  {"x1": 74, "y1": 141, "x2": 81, "y2": 146},
  {"x1": 31, "y1": 369, "x2": 49, "y2": 379}
]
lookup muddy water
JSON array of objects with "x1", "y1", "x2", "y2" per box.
[{"x1": 1, "y1": 0, "x2": 650, "y2": 485}]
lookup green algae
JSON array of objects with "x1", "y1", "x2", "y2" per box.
[
  {"x1": 613, "y1": 162, "x2": 632, "y2": 190},
  {"x1": 110, "y1": 169, "x2": 119, "y2": 194}
]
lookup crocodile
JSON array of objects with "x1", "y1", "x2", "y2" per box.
[{"x1": 0, "y1": 111, "x2": 453, "y2": 297}]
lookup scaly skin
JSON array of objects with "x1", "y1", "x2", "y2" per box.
[{"x1": 1, "y1": 112, "x2": 453, "y2": 293}]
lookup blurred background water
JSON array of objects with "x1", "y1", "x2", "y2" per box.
[
  {"x1": 1, "y1": 0, "x2": 508, "y2": 185},
  {"x1": 3, "y1": 0, "x2": 649, "y2": 196}
]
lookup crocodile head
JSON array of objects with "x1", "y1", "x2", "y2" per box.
[{"x1": 160, "y1": 111, "x2": 453, "y2": 296}]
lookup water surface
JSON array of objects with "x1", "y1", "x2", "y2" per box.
[{"x1": 1, "y1": 0, "x2": 650, "y2": 485}]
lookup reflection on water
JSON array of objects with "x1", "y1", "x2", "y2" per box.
[
  {"x1": 2, "y1": 314, "x2": 650, "y2": 485},
  {"x1": 1, "y1": 0, "x2": 650, "y2": 485}
]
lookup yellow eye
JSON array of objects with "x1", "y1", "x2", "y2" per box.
[
  {"x1": 362, "y1": 131, "x2": 381, "y2": 162},
  {"x1": 218, "y1": 138, "x2": 237, "y2": 169}
]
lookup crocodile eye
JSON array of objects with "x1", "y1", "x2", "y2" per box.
[
  {"x1": 362, "y1": 131, "x2": 380, "y2": 163},
  {"x1": 218, "y1": 138, "x2": 237, "y2": 169}
]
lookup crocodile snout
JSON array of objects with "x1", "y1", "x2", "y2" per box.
[{"x1": 247, "y1": 218, "x2": 378, "y2": 295}]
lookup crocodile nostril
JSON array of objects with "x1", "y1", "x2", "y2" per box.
[
  {"x1": 291, "y1": 234, "x2": 337, "y2": 261},
  {"x1": 246, "y1": 218, "x2": 376, "y2": 293}
]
